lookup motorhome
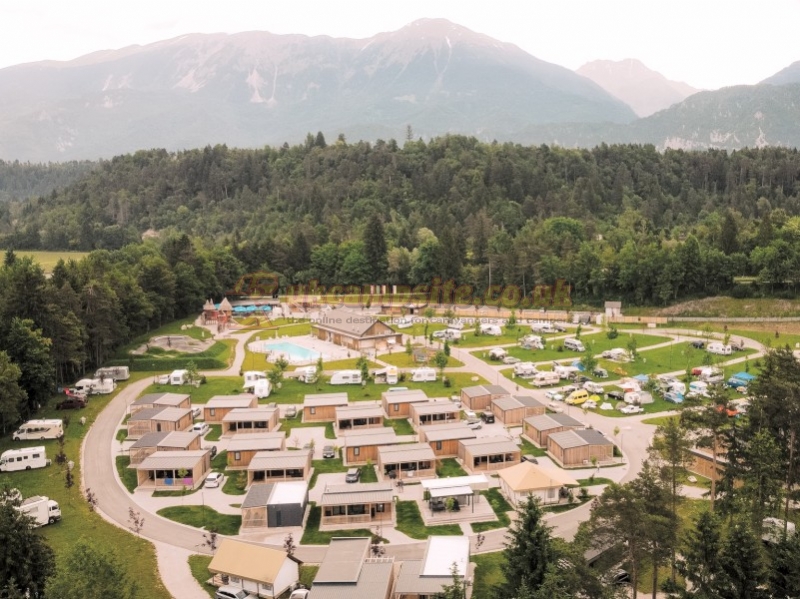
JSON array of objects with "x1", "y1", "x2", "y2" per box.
[
  {"x1": 443, "y1": 329, "x2": 462, "y2": 341},
  {"x1": 19, "y1": 496, "x2": 61, "y2": 527},
  {"x1": 252, "y1": 379, "x2": 272, "y2": 399},
  {"x1": 531, "y1": 322, "x2": 555, "y2": 334},
  {"x1": 374, "y1": 366, "x2": 399, "y2": 385},
  {"x1": 583, "y1": 381, "x2": 605, "y2": 394},
  {"x1": 563, "y1": 338, "x2": 586, "y2": 352},
  {"x1": 514, "y1": 362, "x2": 538, "y2": 377},
  {"x1": 531, "y1": 372, "x2": 560, "y2": 387},
  {"x1": 520, "y1": 335, "x2": 545, "y2": 350},
  {"x1": 170, "y1": 369, "x2": 189, "y2": 385},
  {"x1": 94, "y1": 366, "x2": 130, "y2": 381},
  {"x1": 297, "y1": 365, "x2": 318, "y2": 384},
  {"x1": 480, "y1": 324, "x2": 503, "y2": 336},
  {"x1": 13, "y1": 420, "x2": 64, "y2": 441},
  {"x1": 601, "y1": 348, "x2": 630, "y2": 362},
  {"x1": 74, "y1": 378, "x2": 115, "y2": 395},
  {"x1": 553, "y1": 364, "x2": 580, "y2": 380},
  {"x1": 488, "y1": 347, "x2": 508, "y2": 361},
  {"x1": 688, "y1": 381, "x2": 709, "y2": 398},
  {"x1": 330, "y1": 370, "x2": 363, "y2": 385},
  {"x1": 243, "y1": 371, "x2": 267, "y2": 389},
  {"x1": 411, "y1": 367, "x2": 437, "y2": 382},
  {"x1": 707, "y1": 342, "x2": 732, "y2": 356},
  {"x1": 0, "y1": 447, "x2": 50, "y2": 472}
]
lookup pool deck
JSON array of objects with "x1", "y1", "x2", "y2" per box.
[{"x1": 247, "y1": 335, "x2": 353, "y2": 365}]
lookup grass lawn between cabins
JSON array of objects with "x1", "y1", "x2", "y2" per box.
[
  {"x1": 309, "y1": 458, "x2": 349, "y2": 488},
  {"x1": 468, "y1": 488, "x2": 513, "y2": 533},
  {"x1": 157, "y1": 506, "x2": 241, "y2": 536},
  {"x1": 279, "y1": 421, "x2": 335, "y2": 440},
  {"x1": 472, "y1": 552, "x2": 507, "y2": 598},
  {"x1": 384, "y1": 418, "x2": 415, "y2": 435},
  {"x1": 188, "y1": 555, "x2": 216, "y2": 598},
  {"x1": 116, "y1": 455, "x2": 138, "y2": 493},
  {"x1": 395, "y1": 500, "x2": 463, "y2": 539},
  {"x1": 436, "y1": 458, "x2": 468, "y2": 478},
  {"x1": 0, "y1": 373, "x2": 168, "y2": 598}
]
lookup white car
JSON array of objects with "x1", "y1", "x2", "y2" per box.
[
  {"x1": 548, "y1": 401, "x2": 564, "y2": 413},
  {"x1": 192, "y1": 422, "x2": 210, "y2": 436},
  {"x1": 205, "y1": 472, "x2": 225, "y2": 488},
  {"x1": 620, "y1": 405, "x2": 644, "y2": 415},
  {"x1": 467, "y1": 420, "x2": 483, "y2": 430},
  {"x1": 289, "y1": 590, "x2": 310, "y2": 599},
  {"x1": 503, "y1": 356, "x2": 521, "y2": 365},
  {"x1": 545, "y1": 390, "x2": 564, "y2": 402}
]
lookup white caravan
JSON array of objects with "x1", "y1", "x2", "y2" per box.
[
  {"x1": 13, "y1": 420, "x2": 63, "y2": 441},
  {"x1": 297, "y1": 365, "x2": 318, "y2": 384},
  {"x1": 563, "y1": 338, "x2": 586, "y2": 352},
  {"x1": 531, "y1": 372, "x2": 560, "y2": 387},
  {"x1": 74, "y1": 378, "x2": 116, "y2": 395},
  {"x1": 170, "y1": 369, "x2": 189, "y2": 385},
  {"x1": 479, "y1": 324, "x2": 503, "y2": 336},
  {"x1": 94, "y1": 366, "x2": 130, "y2": 381},
  {"x1": 243, "y1": 371, "x2": 267, "y2": 389},
  {"x1": 0, "y1": 447, "x2": 50, "y2": 472},
  {"x1": 330, "y1": 370, "x2": 363, "y2": 385},
  {"x1": 411, "y1": 367, "x2": 437, "y2": 382},
  {"x1": 374, "y1": 366, "x2": 399, "y2": 385},
  {"x1": 707, "y1": 342, "x2": 732, "y2": 356},
  {"x1": 514, "y1": 362, "x2": 538, "y2": 377}
]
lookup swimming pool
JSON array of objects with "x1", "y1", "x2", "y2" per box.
[{"x1": 250, "y1": 341, "x2": 321, "y2": 365}]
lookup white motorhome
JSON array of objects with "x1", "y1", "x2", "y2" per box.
[
  {"x1": 707, "y1": 342, "x2": 732, "y2": 356},
  {"x1": 13, "y1": 420, "x2": 64, "y2": 441},
  {"x1": 488, "y1": 347, "x2": 508, "y2": 360},
  {"x1": 411, "y1": 367, "x2": 437, "y2": 382},
  {"x1": 563, "y1": 338, "x2": 586, "y2": 352},
  {"x1": 688, "y1": 381, "x2": 709, "y2": 398},
  {"x1": 0, "y1": 447, "x2": 50, "y2": 472},
  {"x1": 19, "y1": 496, "x2": 61, "y2": 527},
  {"x1": 94, "y1": 366, "x2": 130, "y2": 381},
  {"x1": 330, "y1": 370, "x2": 363, "y2": 385},
  {"x1": 514, "y1": 362, "x2": 538, "y2": 377},
  {"x1": 443, "y1": 329, "x2": 462, "y2": 341},
  {"x1": 531, "y1": 322, "x2": 555, "y2": 334},
  {"x1": 253, "y1": 379, "x2": 272, "y2": 399},
  {"x1": 243, "y1": 371, "x2": 267, "y2": 389},
  {"x1": 520, "y1": 335, "x2": 545, "y2": 350},
  {"x1": 74, "y1": 378, "x2": 115, "y2": 395},
  {"x1": 553, "y1": 364, "x2": 580, "y2": 380},
  {"x1": 583, "y1": 381, "x2": 605, "y2": 394},
  {"x1": 374, "y1": 366, "x2": 399, "y2": 385},
  {"x1": 170, "y1": 369, "x2": 189, "y2": 385},
  {"x1": 480, "y1": 323, "x2": 503, "y2": 336},
  {"x1": 297, "y1": 366, "x2": 318, "y2": 384},
  {"x1": 532, "y1": 372, "x2": 560, "y2": 387}
]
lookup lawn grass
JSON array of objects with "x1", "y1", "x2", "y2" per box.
[
  {"x1": 279, "y1": 421, "x2": 335, "y2": 440},
  {"x1": 111, "y1": 335, "x2": 234, "y2": 372},
  {"x1": 472, "y1": 552, "x2": 506, "y2": 598},
  {"x1": 541, "y1": 496, "x2": 593, "y2": 513},
  {"x1": 642, "y1": 415, "x2": 679, "y2": 427},
  {"x1": 436, "y1": 458, "x2": 468, "y2": 478},
  {"x1": 576, "y1": 477, "x2": 615, "y2": 486},
  {"x1": 205, "y1": 424, "x2": 222, "y2": 441},
  {"x1": 152, "y1": 485, "x2": 201, "y2": 497},
  {"x1": 115, "y1": 455, "x2": 138, "y2": 493},
  {"x1": 0, "y1": 373, "x2": 168, "y2": 598},
  {"x1": 211, "y1": 450, "x2": 227, "y2": 470},
  {"x1": 300, "y1": 504, "x2": 388, "y2": 544},
  {"x1": 596, "y1": 344, "x2": 758, "y2": 379},
  {"x1": 395, "y1": 501, "x2": 463, "y2": 539},
  {"x1": 482, "y1": 488, "x2": 513, "y2": 526},
  {"x1": 456, "y1": 331, "x2": 531, "y2": 348},
  {"x1": 471, "y1": 520, "x2": 506, "y2": 533},
  {"x1": 140, "y1": 376, "x2": 244, "y2": 404},
  {"x1": 361, "y1": 465, "x2": 378, "y2": 483},
  {"x1": 116, "y1": 428, "x2": 128, "y2": 442},
  {"x1": 222, "y1": 471, "x2": 248, "y2": 495},
  {"x1": 379, "y1": 351, "x2": 464, "y2": 369},
  {"x1": 299, "y1": 565, "x2": 319, "y2": 589},
  {"x1": 157, "y1": 506, "x2": 241, "y2": 535},
  {"x1": 309, "y1": 458, "x2": 349, "y2": 488},
  {"x1": 393, "y1": 321, "x2": 448, "y2": 338},
  {"x1": 384, "y1": 418, "x2": 415, "y2": 435},
  {"x1": 188, "y1": 555, "x2": 216, "y2": 598},
  {"x1": 517, "y1": 438, "x2": 547, "y2": 457}
]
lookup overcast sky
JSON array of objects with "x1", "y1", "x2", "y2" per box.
[{"x1": 3, "y1": 0, "x2": 799, "y2": 90}]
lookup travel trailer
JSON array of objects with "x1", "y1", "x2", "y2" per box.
[
  {"x1": 531, "y1": 322, "x2": 555, "y2": 334},
  {"x1": 443, "y1": 329, "x2": 462, "y2": 341},
  {"x1": 170, "y1": 370, "x2": 189, "y2": 385},
  {"x1": 13, "y1": 420, "x2": 64, "y2": 441},
  {"x1": 252, "y1": 379, "x2": 272, "y2": 399},
  {"x1": 19, "y1": 496, "x2": 61, "y2": 527},
  {"x1": 707, "y1": 342, "x2": 732, "y2": 356},
  {"x1": 297, "y1": 365, "x2": 318, "y2": 384},
  {"x1": 411, "y1": 367, "x2": 437, "y2": 382},
  {"x1": 488, "y1": 348, "x2": 508, "y2": 361},
  {"x1": 94, "y1": 366, "x2": 130, "y2": 381},
  {"x1": 74, "y1": 378, "x2": 115, "y2": 395},
  {"x1": 688, "y1": 381, "x2": 709, "y2": 398},
  {"x1": 514, "y1": 362, "x2": 538, "y2": 377},
  {"x1": 243, "y1": 371, "x2": 267, "y2": 389},
  {"x1": 563, "y1": 338, "x2": 586, "y2": 352},
  {"x1": 479, "y1": 323, "x2": 503, "y2": 336},
  {"x1": 330, "y1": 370, "x2": 363, "y2": 385},
  {"x1": 0, "y1": 447, "x2": 50, "y2": 472},
  {"x1": 520, "y1": 335, "x2": 545, "y2": 350},
  {"x1": 531, "y1": 372, "x2": 560, "y2": 387},
  {"x1": 374, "y1": 366, "x2": 399, "y2": 385},
  {"x1": 395, "y1": 317, "x2": 413, "y2": 329},
  {"x1": 553, "y1": 364, "x2": 580, "y2": 380}
]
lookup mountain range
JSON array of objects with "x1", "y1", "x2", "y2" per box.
[{"x1": 1, "y1": 18, "x2": 799, "y2": 162}]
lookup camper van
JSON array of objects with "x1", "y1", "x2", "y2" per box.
[
  {"x1": 488, "y1": 348, "x2": 508, "y2": 361},
  {"x1": 707, "y1": 342, "x2": 732, "y2": 356},
  {"x1": 243, "y1": 371, "x2": 267, "y2": 389},
  {"x1": 374, "y1": 366, "x2": 399, "y2": 385},
  {"x1": 479, "y1": 323, "x2": 503, "y2": 336},
  {"x1": 94, "y1": 366, "x2": 130, "y2": 381},
  {"x1": 330, "y1": 370, "x2": 363, "y2": 385},
  {"x1": 520, "y1": 335, "x2": 545, "y2": 350},
  {"x1": 532, "y1": 372, "x2": 560, "y2": 387},
  {"x1": 74, "y1": 378, "x2": 115, "y2": 395},
  {"x1": 13, "y1": 420, "x2": 64, "y2": 441},
  {"x1": 688, "y1": 381, "x2": 709, "y2": 398},
  {"x1": 411, "y1": 367, "x2": 437, "y2": 382},
  {"x1": 553, "y1": 364, "x2": 580, "y2": 380},
  {"x1": 170, "y1": 370, "x2": 190, "y2": 385},
  {"x1": 514, "y1": 362, "x2": 538, "y2": 377},
  {"x1": 297, "y1": 366, "x2": 318, "y2": 384},
  {"x1": 563, "y1": 338, "x2": 586, "y2": 352},
  {"x1": 0, "y1": 447, "x2": 50, "y2": 472}
]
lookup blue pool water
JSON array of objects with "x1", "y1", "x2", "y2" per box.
[{"x1": 257, "y1": 341, "x2": 320, "y2": 363}]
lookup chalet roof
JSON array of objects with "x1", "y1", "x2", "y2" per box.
[
  {"x1": 410, "y1": 401, "x2": 460, "y2": 415},
  {"x1": 312, "y1": 308, "x2": 396, "y2": 338},
  {"x1": 315, "y1": 537, "x2": 370, "y2": 583},
  {"x1": 378, "y1": 443, "x2": 435, "y2": 463},
  {"x1": 227, "y1": 432, "x2": 285, "y2": 452},
  {"x1": 421, "y1": 423, "x2": 476, "y2": 442},
  {"x1": 304, "y1": 393, "x2": 349, "y2": 407},
  {"x1": 221, "y1": 407, "x2": 278, "y2": 423},
  {"x1": 206, "y1": 395, "x2": 257, "y2": 408},
  {"x1": 319, "y1": 482, "x2": 394, "y2": 506},
  {"x1": 241, "y1": 481, "x2": 308, "y2": 508},
  {"x1": 208, "y1": 538, "x2": 292, "y2": 585},
  {"x1": 248, "y1": 450, "x2": 311, "y2": 470},
  {"x1": 549, "y1": 428, "x2": 612, "y2": 449},
  {"x1": 381, "y1": 389, "x2": 429, "y2": 403},
  {"x1": 131, "y1": 392, "x2": 190, "y2": 407},
  {"x1": 343, "y1": 429, "x2": 398, "y2": 447},
  {"x1": 134, "y1": 450, "x2": 208, "y2": 470},
  {"x1": 524, "y1": 413, "x2": 584, "y2": 431},
  {"x1": 335, "y1": 404, "x2": 383, "y2": 419},
  {"x1": 459, "y1": 436, "x2": 520, "y2": 456}
]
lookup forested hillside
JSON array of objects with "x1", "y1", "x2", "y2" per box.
[
  {"x1": 4, "y1": 136, "x2": 800, "y2": 306},
  {"x1": 0, "y1": 160, "x2": 95, "y2": 202}
]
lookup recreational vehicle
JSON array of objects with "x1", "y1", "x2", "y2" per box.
[
  {"x1": 297, "y1": 366, "x2": 318, "y2": 384},
  {"x1": 514, "y1": 362, "x2": 538, "y2": 377},
  {"x1": 19, "y1": 496, "x2": 61, "y2": 527},
  {"x1": 74, "y1": 378, "x2": 115, "y2": 395},
  {"x1": 707, "y1": 342, "x2": 732, "y2": 356},
  {"x1": 520, "y1": 335, "x2": 545, "y2": 350},
  {"x1": 13, "y1": 420, "x2": 64, "y2": 441},
  {"x1": 489, "y1": 348, "x2": 508, "y2": 361},
  {"x1": 411, "y1": 367, "x2": 437, "y2": 382},
  {"x1": 252, "y1": 379, "x2": 272, "y2": 399},
  {"x1": 94, "y1": 366, "x2": 130, "y2": 381},
  {"x1": 479, "y1": 323, "x2": 503, "y2": 336},
  {"x1": 330, "y1": 370, "x2": 363, "y2": 385},
  {"x1": 531, "y1": 322, "x2": 555, "y2": 334},
  {"x1": 374, "y1": 366, "x2": 399, "y2": 385},
  {"x1": 170, "y1": 370, "x2": 189, "y2": 385},
  {"x1": 553, "y1": 364, "x2": 580, "y2": 380},
  {"x1": 243, "y1": 371, "x2": 267, "y2": 389},
  {"x1": 395, "y1": 317, "x2": 413, "y2": 329},
  {"x1": 563, "y1": 338, "x2": 586, "y2": 352},
  {"x1": 531, "y1": 372, "x2": 560, "y2": 387},
  {"x1": 0, "y1": 447, "x2": 49, "y2": 472},
  {"x1": 443, "y1": 329, "x2": 462, "y2": 341}
]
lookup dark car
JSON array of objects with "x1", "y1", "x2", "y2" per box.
[
  {"x1": 322, "y1": 445, "x2": 336, "y2": 459},
  {"x1": 345, "y1": 467, "x2": 361, "y2": 483},
  {"x1": 56, "y1": 397, "x2": 86, "y2": 410},
  {"x1": 690, "y1": 340, "x2": 705, "y2": 350},
  {"x1": 480, "y1": 411, "x2": 495, "y2": 424},
  {"x1": 521, "y1": 454, "x2": 539, "y2": 464},
  {"x1": 607, "y1": 391, "x2": 625, "y2": 402},
  {"x1": 208, "y1": 445, "x2": 218, "y2": 459}
]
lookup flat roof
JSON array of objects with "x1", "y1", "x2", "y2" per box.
[
  {"x1": 227, "y1": 432, "x2": 285, "y2": 452},
  {"x1": 549, "y1": 429, "x2": 612, "y2": 449},
  {"x1": 134, "y1": 450, "x2": 208, "y2": 470},
  {"x1": 422, "y1": 536, "x2": 470, "y2": 577},
  {"x1": 429, "y1": 485, "x2": 472, "y2": 498},
  {"x1": 221, "y1": 407, "x2": 278, "y2": 422},
  {"x1": 315, "y1": 537, "x2": 370, "y2": 583},
  {"x1": 512, "y1": 395, "x2": 545, "y2": 409},
  {"x1": 411, "y1": 402, "x2": 460, "y2": 415},
  {"x1": 378, "y1": 443, "x2": 435, "y2": 463},
  {"x1": 422, "y1": 424, "x2": 476, "y2": 442},
  {"x1": 150, "y1": 407, "x2": 192, "y2": 421},
  {"x1": 461, "y1": 385, "x2": 489, "y2": 398},
  {"x1": 459, "y1": 436, "x2": 520, "y2": 455},
  {"x1": 335, "y1": 404, "x2": 383, "y2": 418},
  {"x1": 343, "y1": 430, "x2": 398, "y2": 447},
  {"x1": 381, "y1": 389, "x2": 428, "y2": 403},
  {"x1": 395, "y1": 561, "x2": 452, "y2": 595},
  {"x1": 310, "y1": 562, "x2": 394, "y2": 599},
  {"x1": 304, "y1": 393, "x2": 349, "y2": 407},
  {"x1": 421, "y1": 475, "x2": 489, "y2": 490},
  {"x1": 208, "y1": 538, "x2": 290, "y2": 585},
  {"x1": 128, "y1": 407, "x2": 167, "y2": 422},
  {"x1": 524, "y1": 413, "x2": 584, "y2": 431},
  {"x1": 319, "y1": 482, "x2": 394, "y2": 506},
  {"x1": 484, "y1": 384, "x2": 510, "y2": 396},
  {"x1": 492, "y1": 396, "x2": 525, "y2": 411},
  {"x1": 129, "y1": 431, "x2": 170, "y2": 448},
  {"x1": 131, "y1": 392, "x2": 190, "y2": 407},
  {"x1": 157, "y1": 431, "x2": 201, "y2": 448},
  {"x1": 271, "y1": 480, "x2": 308, "y2": 504},
  {"x1": 206, "y1": 395, "x2": 257, "y2": 408},
  {"x1": 248, "y1": 450, "x2": 311, "y2": 470}
]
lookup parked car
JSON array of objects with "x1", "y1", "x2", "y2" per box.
[
  {"x1": 216, "y1": 586, "x2": 255, "y2": 599},
  {"x1": 205, "y1": 472, "x2": 225, "y2": 488},
  {"x1": 554, "y1": 323, "x2": 567, "y2": 332},
  {"x1": 480, "y1": 411, "x2": 495, "y2": 424},
  {"x1": 610, "y1": 570, "x2": 631, "y2": 585},
  {"x1": 503, "y1": 356, "x2": 521, "y2": 365},
  {"x1": 664, "y1": 391, "x2": 684, "y2": 404},
  {"x1": 548, "y1": 401, "x2": 564, "y2": 413},
  {"x1": 56, "y1": 397, "x2": 86, "y2": 410},
  {"x1": 606, "y1": 391, "x2": 625, "y2": 402},
  {"x1": 322, "y1": 445, "x2": 336, "y2": 459},
  {"x1": 345, "y1": 467, "x2": 361, "y2": 483},
  {"x1": 689, "y1": 340, "x2": 705, "y2": 350},
  {"x1": 432, "y1": 330, "x2": 447, "y2": 339},
  {"x1": 285, "y1": 406, "x2": 297, "y2": 419},
  {"x1": 592, "y1": 367, "x2": 609, "y2": 379},
  {"x1": 192, "y1": 422, "x2": 209, "y2": 436},
  {"x1": 620, "y1": 405, "x2": 644, "y2": 414},
  {"x1": 208, "y1": 446, "x2": 218, "y2": 458},
  {"x1": 191, "y1": 407, "x2": 201, "y2": 419},
  {"x1": 467, "y1": 420, "x2": 483, "y2": 430},
  {"x1": 545, "y1": 390, "x2": 564, "y2": 402},
  {"x1": 521, "y1": 454, "x2": 539, "y2": 464},
  {"x1": 289, "y1": 590, "x2": 310, "y2": 599}
]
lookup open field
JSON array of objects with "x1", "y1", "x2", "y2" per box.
[
  {"x1": 378, "y1": 351, "x2": 464, "y2": 369},
  {"x1": 0, "y1": 373, "x2": 167, "y2": 598},
  {"x1": 631, "y1": 297, "x2": 800, "y2": 318},
  {"x1": 12, "y1": 250, "x2": 89, "y2": 272}
]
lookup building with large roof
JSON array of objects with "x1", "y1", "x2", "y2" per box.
[{"x1": 310, "y1": 308, "x2": 402, "y2": 352}]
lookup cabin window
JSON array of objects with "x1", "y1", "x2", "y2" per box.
[
  {"x1": 354, "y1": 447, "x2": 361, "y2": 456},
  {"x1": 435, "y1": 441, "x2": 443, "y2": 450},
  {"x1": 234, "y1": 452, "x2": 241, "y2": 461},
  {"x1": 209, "y1": 408, "x2": 216, "y2": 417},
  {"x1": 376, "y1": 504, "x2": 385, "y2": 513},
  {"x1": 310, "y1": 407, "x2": 316, "y2": 415},
  {"x1": 393, "y1": 404, "x2": 399, "y2": 412}
]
